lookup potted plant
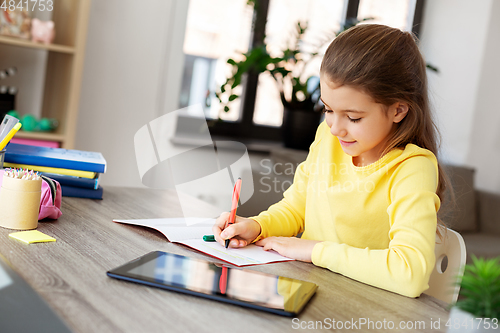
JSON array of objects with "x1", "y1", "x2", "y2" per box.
[
  {"x1": 216, "y1": 17, "x2": 367, "y2": 150},
  {"x1": 447, "y1": 255, "x2": 500, "y2": 332},
  {"x1": 216, "y1": 12, "x2": 437, "y2": 150}
]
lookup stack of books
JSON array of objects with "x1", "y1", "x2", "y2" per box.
[{"x1": 3, "y1": 143, "x2": 106, "y2": 199}]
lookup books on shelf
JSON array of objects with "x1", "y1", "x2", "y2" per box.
[
  {"x1": 4, "y1": 143, "x2": 106, "y2": 199},
  {"x1": 10, "y1": 138, "x2": 60, "y2": 148},
  {"x1": 4, "y1": 143, "x2": 106, "y2": 173},
  {"x1": 61, "y1": 185, "x2": 103, "y2": 200},
  {"x1": 40, "y1": 172, "x2": 100, "y2": 190},
  {"x1": 3, "y1": 162, "x2": 96, "y2": 179}
]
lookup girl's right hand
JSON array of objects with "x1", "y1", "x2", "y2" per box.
[{"x1": 212, "y1": 212, "x2": 261, "y2": 248}]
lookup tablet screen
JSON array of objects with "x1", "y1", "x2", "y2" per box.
[{"x1": 107, "y1": 251, "x2": 317, "y2": 317}]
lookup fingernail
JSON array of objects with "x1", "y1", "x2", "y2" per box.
[{"x1": 220, "y1": 231, "x2": 226, "y2": 239}]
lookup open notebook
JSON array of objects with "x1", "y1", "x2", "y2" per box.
[{"x1": 113, "y1": 218, "x2": 293, "y2": 267}]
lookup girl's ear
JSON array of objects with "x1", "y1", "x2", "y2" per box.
[{"x1": 393, "y1": 102, "x2": 409, "y2": 123}]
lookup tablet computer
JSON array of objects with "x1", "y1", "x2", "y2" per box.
[{"x1": 107, "y1": 251, "x2": 317, "y2": 317}]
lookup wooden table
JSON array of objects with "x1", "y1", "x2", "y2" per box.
[{"x1": 0, "y1": 187, "x2": 450, "y2": 332}]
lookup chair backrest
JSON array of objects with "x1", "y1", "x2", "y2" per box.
[{"x1": 425, "y1": 227, "x2": 467, "y2": 304}]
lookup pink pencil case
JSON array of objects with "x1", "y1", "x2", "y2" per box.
[{"x1": 0, "y1": 170, "x2": 62, "y2": 220}]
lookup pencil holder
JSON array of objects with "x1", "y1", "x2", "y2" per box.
[{"x1": 0, "y1": 173, "x2": 42, "y2": 230}]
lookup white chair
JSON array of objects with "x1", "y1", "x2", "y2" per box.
[{"x1": 425, "y1": 227, "x2": 467, "y2": 304}]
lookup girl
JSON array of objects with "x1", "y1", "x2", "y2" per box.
[{"x1": 213, "y1": 24, "x2": 447, "y2": 298}]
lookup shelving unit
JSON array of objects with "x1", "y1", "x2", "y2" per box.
[{"x1": 0, "y1": 0, "x2": 91, "y2": 149}]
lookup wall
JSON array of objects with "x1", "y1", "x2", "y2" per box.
[
  {"x1": 75, "y1": 0, "x2": 188, "y2": 188},
  {"x1": 466, "y1": 0, "x2": 500, "y2": 191},
  {"x1": 419, "y1": 0, "x2": 499, "y2": 192}
]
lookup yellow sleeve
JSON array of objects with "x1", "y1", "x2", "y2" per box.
[
  {"x1": 311, "y1": 155, "x2": 440, "y2": 298},
  {"x1": 250, "y1": 123, "x2": 325, "y2": 241}
]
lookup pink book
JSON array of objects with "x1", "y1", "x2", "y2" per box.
[{"x1": 10, "y1": 138, "x2": 60, "y2": 148}]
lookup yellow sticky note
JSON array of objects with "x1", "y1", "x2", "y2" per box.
[{"x1": 9, "y1": 230, "x2": 56, "y2": 244}]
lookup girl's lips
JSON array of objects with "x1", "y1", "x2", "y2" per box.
[{"x1": 339, "y1": 139, "x2": 356, "y2": 147}]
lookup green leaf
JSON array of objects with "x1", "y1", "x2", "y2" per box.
[
  {"x1": 426, "y1": 63, "x2": 439, "y2": 73},
  {"x1": 228, "y1": 94, "x2": 238, "y2": 102},
  {"x1": 271, "y1": 68, "x2": 291, "y2": 78},
  {"x1": 454, "y1": 255, "x2": 500, "y2": 319},
  {"x1": 231, "y1": 75, "x2": 241, "y2": 89},
  {"x1": 227, "y1": 59, "x2": 237, "y2": 66},
  {"x1": 297, "y1": 22, "x2": 307, "y2": 35},
  {"x1": 269, "y1": 56, "x2": 284, "y2": 64},
  {"x1": 223, "y1": 106, "x2": 230, "y2": 112}
]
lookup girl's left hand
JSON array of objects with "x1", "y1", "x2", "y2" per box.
[{"x1": 255, "y1": 237, "x2": 320, "y2": 262}]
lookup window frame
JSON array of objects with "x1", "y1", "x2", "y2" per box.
[{"x1": 183, "y1": 0, "x2": 426, "y2": 142}]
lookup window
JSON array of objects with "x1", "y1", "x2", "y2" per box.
[
  {"x1": 179, "y1": 0, "x2": 425, "y2": 143},
  {"x1": 179, "y1": 0, "x2": 253, "y2": 122},
  {"x1": 358, "y1": 0, "x2": 416, "y2": 31},
  {"x1": 253, "y1": 0, "x2": 345, "y2": 127}
]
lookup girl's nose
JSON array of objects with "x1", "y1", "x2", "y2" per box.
[{"x1": 329, "y1": 117, "x2": 347, "y2": 138}]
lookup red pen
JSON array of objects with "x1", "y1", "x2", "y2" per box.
[
  {"x1": 225, "y1": 177, "x2": 242, "y2": 248},
  {"x1": 219, "y1": 266, "x2": 228, "y2": 294}
]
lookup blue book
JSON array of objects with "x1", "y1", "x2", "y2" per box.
[
  {"x1": 40, "y1": 172, "x2": 100, "y2": 190},
  {"x1": 4, "y1": 143, "x2": 106, "y2": 173},
  {"x1": 61, "y1": 185, "x2": 103, "y2": 200}
]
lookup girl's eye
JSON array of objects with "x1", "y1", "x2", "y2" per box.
[
  {"x1": 321, "y1": 106, "x2": 332, "y2": 113},
  {"x1": 322, "y1": 106, "x2": 361, "y2": 122}
]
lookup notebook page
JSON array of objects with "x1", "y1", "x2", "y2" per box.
[
  {"x1": 114, "y1": 217, "x2": 214, "y2": 228},
  {"x1": 114, "y1": 218, "x2": 215, "y2": 242},
  {"x1": 178, "y1": 239, "x2": 293, "y2": 266},
  {"x1": 154, "y1": 225, "x2": 213, "y2": 242},
  {"x1": 113, "y1": 218, "x2": 294, "y2": 266}
]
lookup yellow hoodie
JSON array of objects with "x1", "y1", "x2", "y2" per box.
[{"x1": 252, "y1": 121, "x2": 440, "y2": 297}]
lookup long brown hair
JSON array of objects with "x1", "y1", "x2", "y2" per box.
[{"x1": 320, "y1": 24, "x2": 451, "y2": 235}]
